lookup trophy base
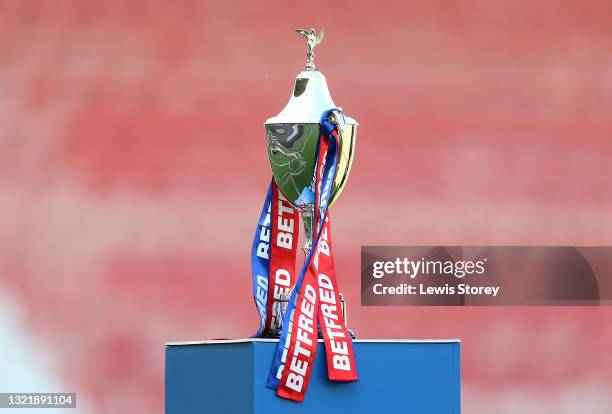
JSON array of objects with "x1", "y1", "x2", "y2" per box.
[{"x1": 166, "y1": 338, "x2": 461, "y2": 413}]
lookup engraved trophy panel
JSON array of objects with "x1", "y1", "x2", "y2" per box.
[{"x1": 265, "y1": 123, "x2": 319, "y2": 205}]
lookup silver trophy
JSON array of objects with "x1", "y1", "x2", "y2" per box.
[{"x1": 264, "y1": 29, "x2": 357, "y2": 336}]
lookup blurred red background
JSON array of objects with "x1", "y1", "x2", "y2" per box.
[{"x1": 1, "y1": 0, "x2": 611, "y2": 413}]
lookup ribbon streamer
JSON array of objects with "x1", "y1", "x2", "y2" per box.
[{"x1": 251, "y1": 109, "x2": 358, "y2": 401}]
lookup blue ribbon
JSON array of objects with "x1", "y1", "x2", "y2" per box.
[{"x1": 251, "y1": 181, "x2": 273, "y2": 337}]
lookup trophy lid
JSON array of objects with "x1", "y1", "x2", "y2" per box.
[
  {"x1": 266, "y1": 70, "x2": 355, "y2": 124},
  {"x1": 265, "y1": 28, "x2": 356, "y2": 126}
]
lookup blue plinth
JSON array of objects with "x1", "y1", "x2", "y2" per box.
[{"x1": 166, "y1": 339, "x2": 460, "y2": 414}]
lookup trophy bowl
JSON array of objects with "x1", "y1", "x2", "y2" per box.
[{"x1": 264, "y1": 70, "x2": 357, "y2": 209}]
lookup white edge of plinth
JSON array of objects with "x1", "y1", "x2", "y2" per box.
[{"x1": 165, "y1": 338, "x2": 461, "y2": 346}]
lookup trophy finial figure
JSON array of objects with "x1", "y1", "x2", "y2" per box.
[{"x1": 295, "y1": 28, "x2": 325, "y2": 70}]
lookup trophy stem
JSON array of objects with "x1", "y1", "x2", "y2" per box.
[{"x1": 301, "y1": 204, "x2": 315, "y2": 258}]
